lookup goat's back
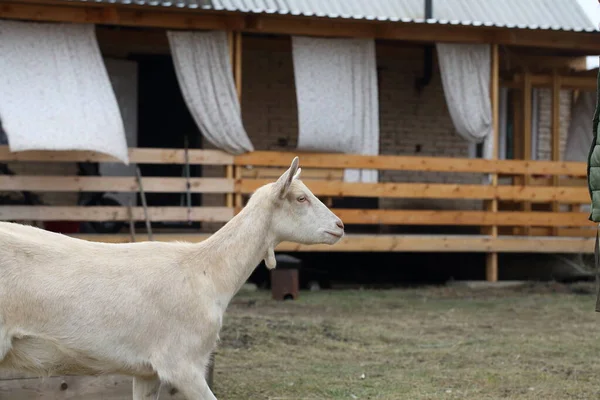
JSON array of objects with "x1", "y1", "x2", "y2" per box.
[{"x1": 0, "y1": 222, "x2": 206, "y2": 376}]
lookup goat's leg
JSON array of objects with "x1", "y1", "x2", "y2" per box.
[{"x1": 133, "y1": 375, "x2": 161, "y2": 400}]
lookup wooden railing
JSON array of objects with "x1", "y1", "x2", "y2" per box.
[
  {"x1": 0, "y1": 146, "x2": 594, "y2": 254},
  {"x1": 235, "y1": 151, "x2": 593, "y2": 233},
  {"x1": 0, "y1": 146, "x2": 234, "y2": 224}
]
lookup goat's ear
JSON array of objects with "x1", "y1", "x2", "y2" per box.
[{"x1": 275, "y1": 156, "x2": 299, "y2": 199}]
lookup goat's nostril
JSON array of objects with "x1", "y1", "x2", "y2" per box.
[{"x1": 337, "y1": 220, "x2": 344, "y2": 230}]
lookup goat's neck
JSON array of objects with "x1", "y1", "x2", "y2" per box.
[{"x1": 198, "y1": 200, "x2": 276, "y2": 306}]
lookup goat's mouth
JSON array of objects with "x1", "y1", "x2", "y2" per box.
[{"x1": 325, "y1": 230, "x2": 344, "y2": 239}]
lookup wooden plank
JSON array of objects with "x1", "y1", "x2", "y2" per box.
[
  {"x1": 0, "y1": 374, "x2": 184, "y2": 399},
  {"x1": 486, "y1": 43, "x2": 500, "y2": 282},
  {"x1": 509, "y1": 73, "x2": 597, "y2": 91},
  {"x1": 556, "y1": 227, "x2": 597, "y2": 237},
  {"x1": 238, "y1": 180, "x2": 591, "y2": 202},
  {"x1": 235, "y1": 151, "x2": 587, "y2": 177},
  {"x1": 4, "y1": 2, "x2": 600, "y2": 52},
  {"x1": 0, "y1": 146, "x2": 233, "y2": 165},
  {"x1": 0, "y1": 206, "x2": 234, "y2": 222},
  {"x1": 0, "y1": 176, "x2": 234, "y2": 193},
  {"x1": 0, "y1": 1, "x2": 244, "y2": 30},
  {"x1": 69, "y1": 233, "x2": 596, "y2": 254},
  {"x1": 332, "y1": 209, "x2": 594, "y2": 227}
]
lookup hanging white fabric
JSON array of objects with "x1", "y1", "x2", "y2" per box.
[
  {"x1": 0, "y1": 20, "x2": 129, "y2": 163},
  {"x1": 437, "y1": 43, "x2": 493, "y2": 159},
  {"x1": 564, "y1": 91, "x2": 596, "y2": 162},
  {"x1": 291, "y1": 36, "x2": 379, "y2": 183},
  {"x1": 167, "y1": 30, "x2": 254, "y2": 155}
]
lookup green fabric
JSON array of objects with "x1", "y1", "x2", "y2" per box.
[{"x1": 588, "y1": 62, "x2": 600, "y2": 222}]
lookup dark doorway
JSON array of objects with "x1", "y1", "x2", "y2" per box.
[
  {"x1": 132, "y1": 54, "x2": 202, "y2": 203},
  {"x1": 131, "y1": 54, "x2": 203, "y2": 228}
]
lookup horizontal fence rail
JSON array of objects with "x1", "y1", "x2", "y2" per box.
[
  {"x1": 235, "y1": 151, "x2": 588, "y2": 177},
  {"x1": 236, "y1": 180, "x2": 590, "y2": 202},
  {"x1": 0, "y1": 147, "x2": 233, "y2": 165},
  {"x1": 0, "y1": 176, "x2": 234, "y2": 194},
  {"x1": 0, "y1": 146, "x2": 594, "y2": 251}
]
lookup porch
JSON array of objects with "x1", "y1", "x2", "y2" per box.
[{"x1": 0, "y1": 146, "x2": 593, "y2": 282}]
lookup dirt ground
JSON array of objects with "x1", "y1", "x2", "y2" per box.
[{"x1": 211, "y1": 282, "x2": 600, "y2": 400}]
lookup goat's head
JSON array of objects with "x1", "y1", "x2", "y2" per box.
[{"x1": 269, "y1": 157, "x2": 344, "y2": 248}]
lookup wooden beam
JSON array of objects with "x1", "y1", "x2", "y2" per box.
[
  {"x1": 0, "y1": 146, "x2": 232, "y2": 165},
  {"x1": 500, "y1": 53, "x2": 589, "y2": 73},
  {"x1": 0, "y1": 176, "x2": 233, "y2": 193},
  {"x1": 507, "y1": 74, "x2": 597, "y2": 91},
  {"x1": 0, "y1": 206, "x2": 234, "y2": 222},
  {"x1": 3, "y1": 2, "x2": 600, "y2": 53},
  {"x1": 234, "y1": 31, "x2": 243, "y2": 101},
  {"x1": 486, "y1": 43, "x2": 500, "y2": 282},
  {"x1": 225, "y1": 30, "x2": 237, "y2": 209},
  {"x1": 333, "y1": 209, "x2": 594, "y2": 227},
  {"x1": 238, "y1": 180, "x2": 591, "y2": 203},
  {"x1": 235, "y1": 151, "x2": 587, "y2": 177},
  {"x1": 69, "y1": 233, "x2": 596, "y2": 254},
  {"x1": 233, "y1": 31, "x2": 243, "y2": 212}
]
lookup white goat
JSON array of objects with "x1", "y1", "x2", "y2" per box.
[{"x1": 0, "y1": 157, "x2": 344, "y2": 399}]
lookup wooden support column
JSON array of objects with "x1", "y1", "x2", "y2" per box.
[
  {"x1": 521, "y1": 70, "x2": 533, "y2": 235},
  {"x1": 226, "y1": 31, "x2": 244, "y2": 210},
  {"x1": 485, "y1": 44, "x2": 500, "y2": 282},
  {"x1": 551, "y1": 71, "x2": 561, "y2": 235},
  {"x1": 225, "y1": 32, "x2": 234, "y2": 209},
  {"x1": 232, "y1": 31, "x2": 243, "y2": 213}
]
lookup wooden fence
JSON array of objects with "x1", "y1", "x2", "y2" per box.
[{"x1": 0, "y1": 145, "x2": 594, "y2": 254}]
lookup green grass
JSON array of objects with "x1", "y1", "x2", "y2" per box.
[{"x1": 212, "y1": 282, "x2": 600, "y2": 399}]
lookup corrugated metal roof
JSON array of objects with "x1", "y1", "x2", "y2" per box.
[{"x1": 62, "y1": 0, "x2": 599, "y2": 32}]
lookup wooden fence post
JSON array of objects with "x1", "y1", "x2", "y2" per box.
[{"x1": 485, "y1": 43, "x2": 500, "y2": 282}]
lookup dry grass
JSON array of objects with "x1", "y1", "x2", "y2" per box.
[{"x1": 211, "y1": 282, "x2": 600, "y2": 400}]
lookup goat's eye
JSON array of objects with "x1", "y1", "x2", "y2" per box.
[{"x1": 297, "y1": 196, "x2": 306, "y2": 202}]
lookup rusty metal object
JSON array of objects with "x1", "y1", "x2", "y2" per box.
[{"x1": 271, "y1": 268, "x2": 299, "y2": 301}]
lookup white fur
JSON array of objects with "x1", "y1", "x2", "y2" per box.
[{"x1": 0, "y1": 157, "x2": 344, "y2": 399}]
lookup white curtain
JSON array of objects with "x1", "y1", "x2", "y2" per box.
[
  {"x1": 564, "y1": 91, "x2": 596, "y2": 162},
  {"x1": 437, "y1": 43, "x2": 493, "y2": 159},
  {"x1": 167, "y1": 30, "x2": 253, "y2": 154},
  {"x1": 291, "y1": 36, "x2": 379, "y2": 183},
  {"x1": 0, "y1": 20, "x2": 128, "y2": 163}
]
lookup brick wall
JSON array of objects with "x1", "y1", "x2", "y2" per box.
[
  {"x1": 535, "y1": 89, "x2": 572, "y2": 161},
  {"x1": 241, "y1": 39, "x2": 299, "y2": 150},
  {"x1": 239, "y1": 39, "x2": 482, "y2": 211}
]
